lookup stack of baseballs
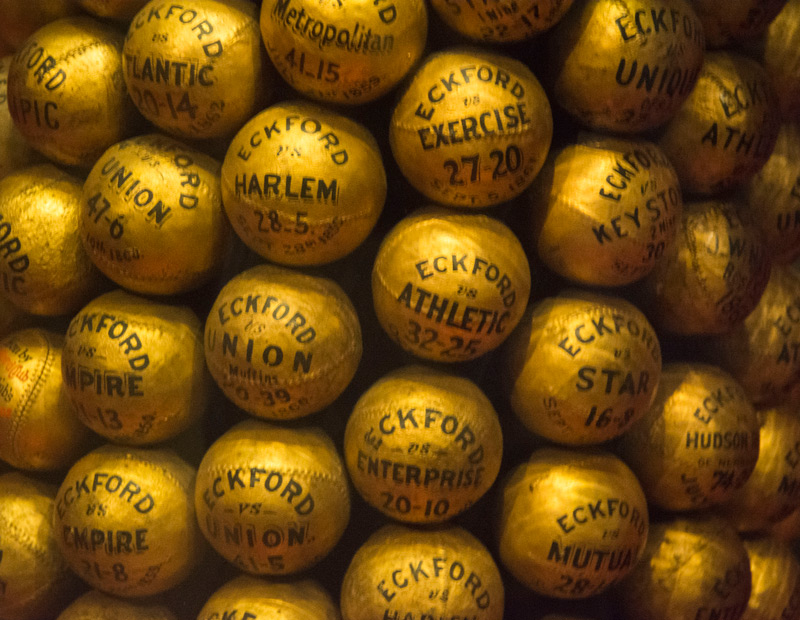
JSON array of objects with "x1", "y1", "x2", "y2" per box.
[{"x1": 1, "y1": 0, "x2": 800, "y2": 619}]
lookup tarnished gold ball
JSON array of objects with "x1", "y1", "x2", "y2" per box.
[
  {"x1": 221, "y1": 100, "x2": 386, "y2": 266},
  {"x1": 528, "y1": 135, "x2": 682, "y2": 286},
  {"x1": 705, "y1": 264, "x2": 800, "y2": 406},
  {"x1": 657, "y1": 50, "x2": 781, "y2": 196},
  {"x1": 78, "y1": 0, "x2": 150, "y2": 22},
  {"x1": 53, "y1": 444, "x2": 202, "y2": 597},
  {"x1": 757, "y1": 0, "x2": 800, "y2": 122},
  {"x1": 744, "y1": 123, "x2": 800, "y2": 264},
  {"x1": 0, "y1": 473, "x2": 78, "y2": 620},
  {"x1": 715, "y1": 406, "x2": 800, "y2": 532},
  {"x1": 57, "y1": 590, "x2": 177, "y2": 620},
  {"x1": 61, "y1": 289, "x2": 207, "y2": 445},
  {"x1": 691, "y1": 0, "x2": 788, "y2": 48},
  {"x1": 505, "y1": 290, "x2": 662, "y2": 445},
  {"x1": 372, "y1": 206, "x2": 530, "y2": 362},
  {"x1": 741, "y1": 537, "x2": 800, "y2": 620},
  {"x1": 340, "y1": 524, "x2": 504, "y2": 620},
  {"x1": 123, "y1": 0, "x2": 268, "y2": 139},
  {"x1": 616, "y1": 516, "x2": 752, "y2": 620},
  {"x1": 618, "y1": 363, "x2": 760, "y2": 512},
  {"x1": 194, "y1": 420, "x2": 350, "y2": 576},
  {"x1": 81, "y1": 133, "x2": 230, "y2": 296},
  {"x1": 549, "y1": 0, "x2": 705, "y2": 133},
  {"x1": 770, "y1": 505, "x2": 800, "y2": 542},
  {"x1": 0, "y1": 56, "x2": 38, "y2": 180},
  {"x1": 0, "y1": 296, "x2": 28, "y2": 339},
  {"x1": 497, "y1": 448, "x2": 648, "y2": 599},
  {"x1": 260, "y1": 0, "x2": 427, "y2": 105},
  {"x1": 0, "y1": 328, "x2": 91, "y2": 471},
  {"x1": 204, "y1": 263, "x2": 362, "y2": 420},
  {"x1": 197, "y1": 575, "x2": 338, "y2": 620},
  {"x1": 6, "y1": 16, "x2": 138, "y2": 168},
  {"x1": 344, "y1": 365, "x2": 502, "y2": 523},
  {"x1": 0, "y1": 164, "x2": 103, "y2": 316},
  {"x1": 429, "y1": 0, "x2": 575, "y2": 42},
  {"x1": 640, "y1": 199, "x2": 771, "y2": 335},
  {"x1": 390, "y1": 47, "x2": 552, "y2": 208}
]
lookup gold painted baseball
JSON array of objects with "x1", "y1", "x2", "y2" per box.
[
  {"x1": 741, "y1": 537, "x2": 800, "y2": 620},
  {"x1": 197, "y1": 575, "x2": 338, "y2": 620},
  {"x1": 641, "y1": 199, "x2": 771, "y2": 335},
  {"x1": 715, "y1": 406, "x2": 800, "y2": 532},
  {"x1": 390, "y1": 47, "x2": 552, "y2": 208},
  {"x1": 0, "y1": 328, "x2": 91, "y2": 471},
  {"x1": 505, "y1": 290, "x2": 662, "y2": 445},
  {"x1": 548, "y1": 0, "x2": 705, "y2": 133},
  {"x1": 372, "y1": 206, "x2": 530, "y2": 362},
  {"x1": 757, "y1": 0, "x2": 800, "y2": 122},
  {"x1": 204, "y1": 263, "x2": 362, "y2": 419},
  {"x1": 0, "y1": 56, "x2": 38, "y2": 180},
  {"x1": 340, "y1": 524, "x2": 504, "y2": 620},
  {"x1": 344, "y1": 364, "x2": 502, "y2": 523},
  {"x1": 0, "y1": 0, "x2": 79, "y2": 51},
  {"x1": 497, "y1": 448, "x2": 648, "y2": 598},
  {"x1": 123, "y1": 0, "x2": 268, "y2": 139},
  {"x1": 657, "y1": 50, "x2": 781, "y2": 196},
  {"x1": 221, "y1": 100, "x2": 386, "y2": 266},
  {"x1": 770, "y1": 505, "x2": 800, "y2": 542},
  {"x1": 57, "y1": 590, "x2": 177, "y2": 620},
  {"x1": 615, "y1": 516, "x2": 752, "y2": 620},
  {"x1": 691, "y1": 0, "x2": 788, "y2": 48},
  {"x1": 0, "y1": 473, "x2": 78, "y2": 620},
  {"x1": 81, "y1": 133, "x2": 230, "y2": 296},
  {"x1": 53, "y1": 444, "x2": 202, "y2": 597},
  {"x1": 618, "y1": 363, "x2": 760, "y2": 512},
  {"x1": 260, "y1": 0, "x2": 427, "y2": 105},
  {"x1": 79, "y1": 0, "x2": 150, "y2": 21},
  {"x1": 429, "y1": 0, "x2": 575, "y2": 42},
  {"x1": 528, "y1": 134, "x2": 681, "y2": 286},
  {"x1": 194, "y1": 420, "x2": 350, "y2": 576},
  {"x1": 0, "y1": 297, "x2": 28, "y2": 339},
  {"x1": 704, "y1": 264, "x2": 800, "y2": 406},
  {"x1": 6, "y1": 16, "x2": 138, "y2": 168},
  {"x1": 61, "y1": 289, "x2": 207, "y2": 445},
  {"x1": 0, "y1": 164, "x2": 103, "y2": 317},
  {"x1": 744, "y1": 123, "x2": 800, "y2": 264}
]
